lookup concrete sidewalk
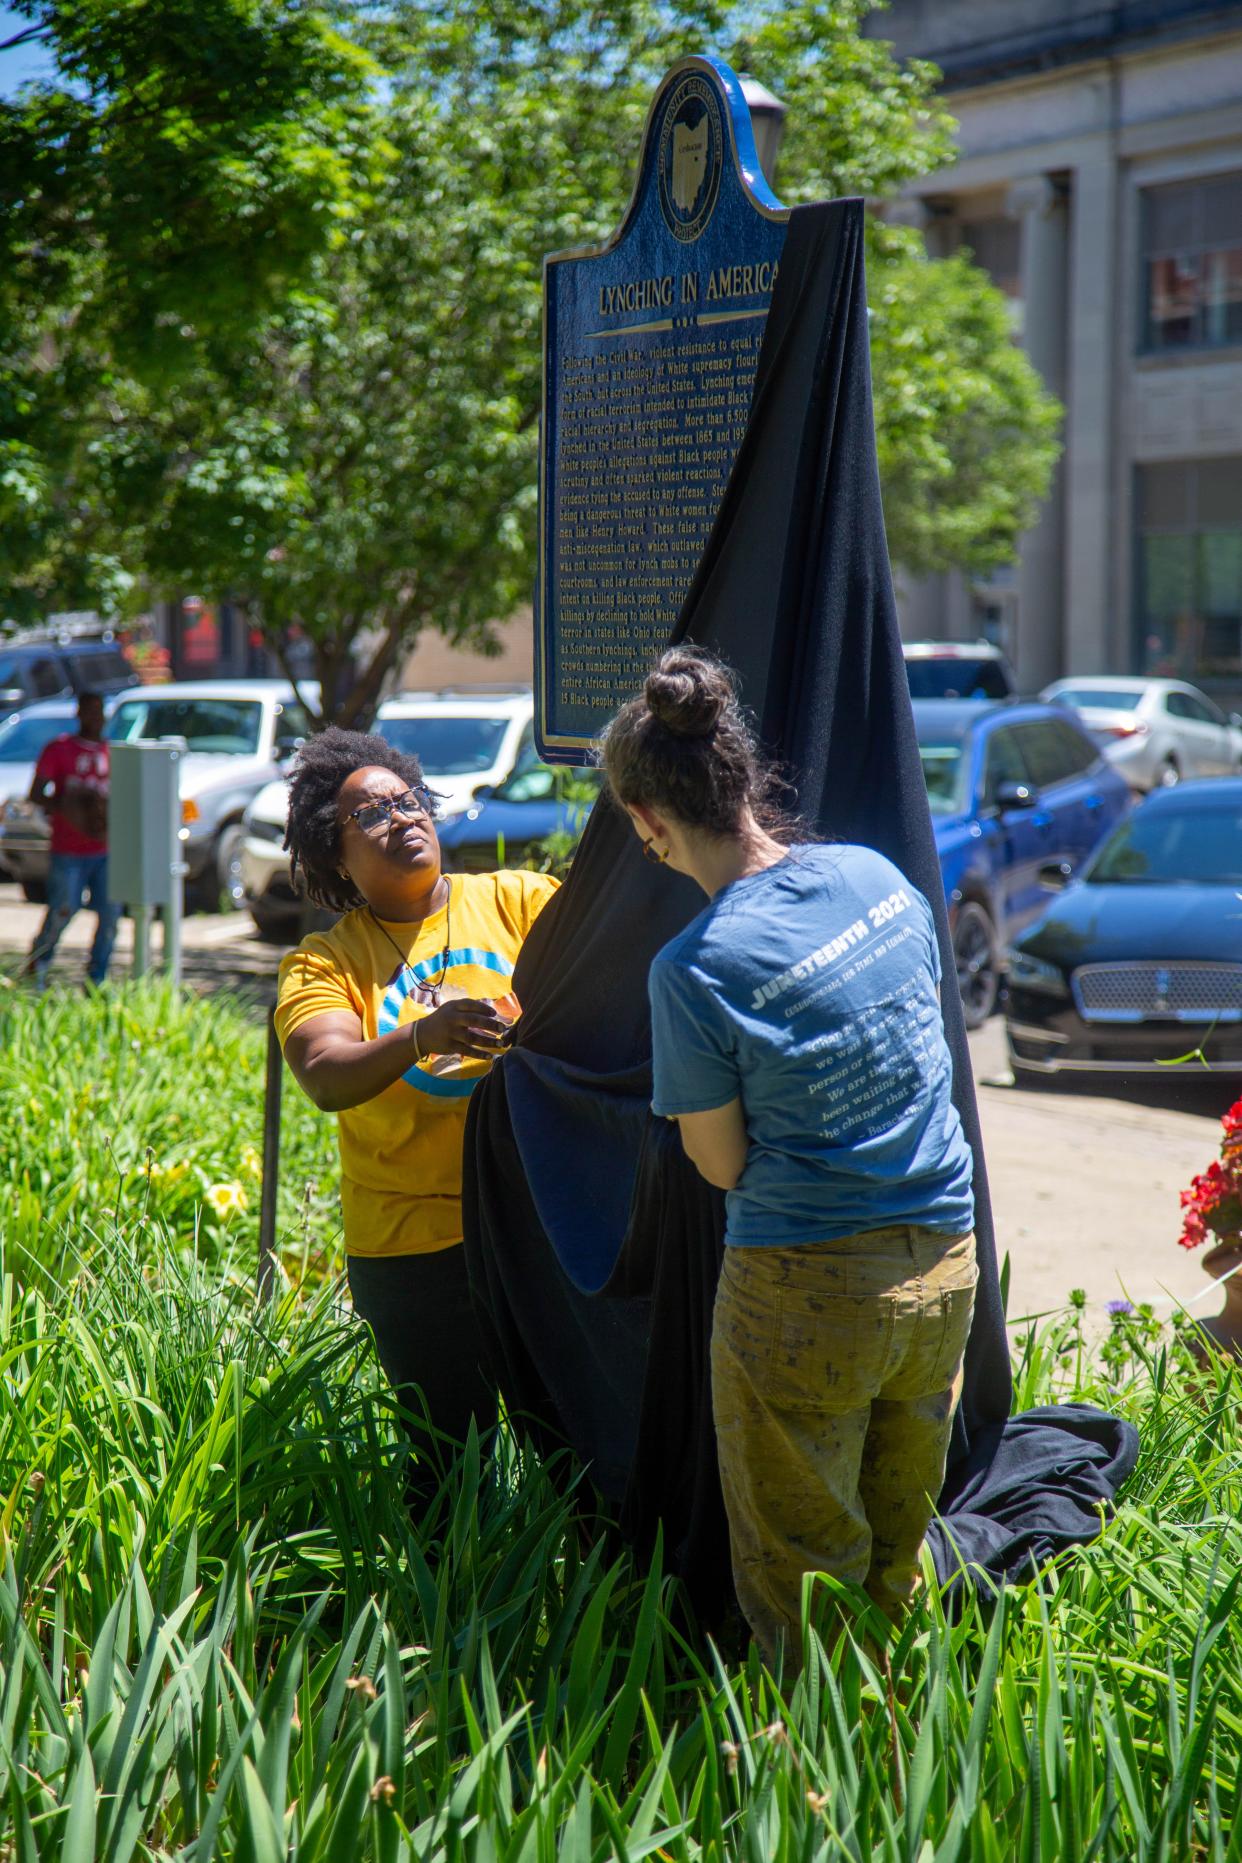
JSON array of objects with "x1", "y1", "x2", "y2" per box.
[{"x1": 0, "y1": 885, "x2": 284, "y2": 1004}]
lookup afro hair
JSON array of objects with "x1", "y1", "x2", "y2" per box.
[{"x1": 284, "y1": 726, "x2": 428, "y2": 913}]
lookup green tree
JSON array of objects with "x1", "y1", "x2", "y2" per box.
[
  {"x1": 0, "y1": 0, "x2": 377, "y2": 620},
  {"x1": 2, "y1": 0, "x2": 1058, "y2": 717}
]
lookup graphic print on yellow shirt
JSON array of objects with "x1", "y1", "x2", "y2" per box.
[{"x1": 275, "y1": 868, "x2": 559, "y2": 1259}]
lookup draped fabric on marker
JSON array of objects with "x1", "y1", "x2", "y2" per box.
[{"x1": 463, "y1": 199, "x2": 1136, "y2": 1612}]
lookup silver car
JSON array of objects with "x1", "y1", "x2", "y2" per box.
[
  {"x1": 1041, "y1": 676, "x2": 1242, "y2": 792},
  {"x1": 0, "y1": 679, "x2": 315, "y2": 908}
]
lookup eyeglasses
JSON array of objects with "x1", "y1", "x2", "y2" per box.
[{"x1": 344, "y1": 787, "x2": 435, "y2": 834}]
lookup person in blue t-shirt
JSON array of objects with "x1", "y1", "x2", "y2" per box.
[{"x1": 601, "y1": 647, "x2": 977, "y2": 1659}]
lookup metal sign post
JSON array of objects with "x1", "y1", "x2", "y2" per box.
[
  {"x1": 131, "y1": 905, "x2": 154, "y2": 978},
  {"x1": 165, "y1": 807, "x2": 185, "y2": 987},
  {"x1": 257, "y1": 1008, "x2": 283, "y2": 1302}
]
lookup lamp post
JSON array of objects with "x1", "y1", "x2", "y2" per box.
[{"x1": 739, "y1": 75, "x2": 787, "y2": 190}]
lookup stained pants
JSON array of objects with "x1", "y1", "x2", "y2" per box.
[{"x1": 710, "y1": 1225, "x2": 977, "y2": 1660}]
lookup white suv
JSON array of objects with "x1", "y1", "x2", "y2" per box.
[
  {"x1": 240, "y1": 687, "x2": 534, "y2": 941},
  {"x1": 903, "y1": 641, "x2": 1017, "y2": 700}
]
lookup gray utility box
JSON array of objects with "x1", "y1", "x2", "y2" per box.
[
  {"x1": 107, "y1": 739, "x2": 186, "y2": 981},
  {"x1": 107, "y1": 739, "x2": 184, "y2": 905}
]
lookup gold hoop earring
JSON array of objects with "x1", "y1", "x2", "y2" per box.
[{"x1": 641, "y1": 838, "x2": 669, "y2": 866}]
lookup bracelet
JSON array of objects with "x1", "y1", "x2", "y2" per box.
[{"x1": 411, "y1": 1020, "x2": 423, "y2": 1063}]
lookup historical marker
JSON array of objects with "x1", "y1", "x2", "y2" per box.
[{"x1": 535, "y1": 57, "x2": 789, "y2": 762}]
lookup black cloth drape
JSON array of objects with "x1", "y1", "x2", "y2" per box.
[{"x1": 462, "y1": 199, "x2": 1135, "y2": 1613}]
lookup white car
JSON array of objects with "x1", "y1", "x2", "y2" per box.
[
  {"x1": 904, "y1": 640, "x2": 1017, "y2": 700},
  {"x1": 1041, "y1": 676, "x2": 1242, "y2": 792},
  {"x1": 240, "y1": 687, "x2": 534, "y2": 941},
  {"x1": 0, "y1": 679, "x2": 316, "y2": 907}
]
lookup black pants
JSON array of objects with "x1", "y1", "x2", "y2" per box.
[{"x1": 347, "y1": 1245, "x2": 496, "y2": 1490}]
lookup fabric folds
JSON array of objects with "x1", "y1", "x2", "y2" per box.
[{"x1": 462, "y1": 198, "x2": 1132, "y2": 1613}]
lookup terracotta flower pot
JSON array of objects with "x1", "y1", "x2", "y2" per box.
[{"x1": 1191, "y1": 1239, "x2": 1242, "y2": 1359}]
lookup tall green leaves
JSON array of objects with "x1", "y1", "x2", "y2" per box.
[{"x1": 0, "y1": 1214, "x2": 1240, "y2": 1856}]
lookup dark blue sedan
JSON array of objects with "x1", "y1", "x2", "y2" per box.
[
  {"x1": 915, "y1": 699, "x2": 1131, "y2": 1027},
  {"x1": 1005, "y1": 779, "x2": 1242, "y2": 1079},
  {"x1": 436, "y1": 753, "x2": 599, "y2": 873}
]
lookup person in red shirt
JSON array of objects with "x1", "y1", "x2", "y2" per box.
[{"x1": 24, "y1": 691, "x2": 122, "y2": 988}]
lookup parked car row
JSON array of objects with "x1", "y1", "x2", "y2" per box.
[
  {"x1": 239, "y1": 687, "x2": 535, "y2": 939},
  {"x1": 903, "y1": 642, "x2": 1242, "y2": 793},
  {"x1": 916, "y1": 693, "x2": 1242, "y2": 1078},
  {"x1": 0, "y1": 681, "x2": 316, "y2": 906},
  {"x1": 2, "y1": 662, "x2": 1238, "y2": 1082}
]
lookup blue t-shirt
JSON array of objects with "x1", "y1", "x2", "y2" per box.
[{"x1": 649, "y1": 843, "x2": 975, "y2": 1246}]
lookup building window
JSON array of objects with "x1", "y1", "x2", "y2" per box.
[
  {"x1": 1142, "y1": 174, "x2": 1242, "y2": 353},
  {"x1": 1135, "y1": 459, "x2": 1242, "y2": 684}
]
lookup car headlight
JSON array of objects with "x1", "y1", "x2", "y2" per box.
[{"x1": 1006, "y1": 949, "x2": 1070, "y2": 996}]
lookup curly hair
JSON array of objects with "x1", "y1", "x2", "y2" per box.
[
  {"x1": 284, "y1": 726, "x2": 428, "y2": 913},
  {"x1": 601, "y1": 647, "x2": 796, "y2": 839}
]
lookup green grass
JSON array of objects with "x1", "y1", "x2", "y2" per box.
[
  {"x1": 0, "y1": 978, "x2": 341, "y2": 1274},
  {"x1": 1, "y1": 986, "x2": 1240, "y2": 1857}
]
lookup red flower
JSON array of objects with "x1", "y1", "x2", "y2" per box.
[{"x1": 1176, "y1": 1116, "x2": 1242, "y2": 1249}]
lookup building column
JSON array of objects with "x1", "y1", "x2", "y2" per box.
[
  {"x1": 1007, "y1": 175, "x2": 1069, "y2": 691},
  {"x1": 1062, "y1": 151, "x2": 1118, "y2": 674}
]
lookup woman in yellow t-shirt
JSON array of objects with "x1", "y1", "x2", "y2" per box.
[{"x1": 275, "y1": 726, "x2": 559, "y2": 1487}]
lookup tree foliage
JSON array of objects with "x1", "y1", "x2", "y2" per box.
[
  {"x1": 0, "y1": 0, "x2": 377, "y2": 619},
  {"x1": 1, "y1": 0, "x2": 1059, "y2": 718}
]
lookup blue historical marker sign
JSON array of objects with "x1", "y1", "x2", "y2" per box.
[{"x1": 535, "y1": 57, "x2": 789, "y2": 762}]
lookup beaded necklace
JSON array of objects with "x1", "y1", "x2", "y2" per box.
[{"x1": 367, "y1": 878, "x2": 452, "y2": 1006}]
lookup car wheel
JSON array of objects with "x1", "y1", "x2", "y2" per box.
[
  {"x1": 953, "y1": 901, "x2": 999, "y2": 1030},
  {"x1": 1158, "y1": 756, "x2": 1181, "y2": 788},
  {"x1": 248, "y1": 902, "x2": 300, "y2": 945},
  {"x1": 215, "y1": 822, "x2": 247, "y2": 912},
  {"x1": 20, "y1": 879, "x2": 46, "y2": 905}
]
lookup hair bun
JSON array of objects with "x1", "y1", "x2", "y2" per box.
[{"x1": 645, "y1": 650, "x2": 731, "y2": 738}]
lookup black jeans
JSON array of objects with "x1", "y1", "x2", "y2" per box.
[{"x1": 347, "y1": 1245, "x2": 496, "y2": 1491}]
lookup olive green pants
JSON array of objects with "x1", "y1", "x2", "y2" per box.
[{"x1": 710, "y1": 1226, "x2": 977, "y2": 1660}]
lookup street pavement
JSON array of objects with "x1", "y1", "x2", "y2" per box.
[{"x1": 0, "y1": 882, "x2": 1226, "y2": 1328}]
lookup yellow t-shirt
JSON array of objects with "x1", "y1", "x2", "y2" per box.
[{"x1": 275, "y1": 869, "x2": 559, "y2": 1258}]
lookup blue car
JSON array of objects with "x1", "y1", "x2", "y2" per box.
[
  {"x1": 436, "y1": 752, "x2": 599, "y2": 873},
  {"x1": 1005, "y1": 779, "x2": 1242, "y2": 1079},
  {"x1": 914, "y1": 699, "x2": 1131, "y2": 1027}
]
